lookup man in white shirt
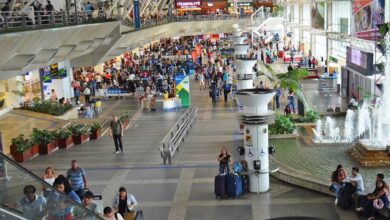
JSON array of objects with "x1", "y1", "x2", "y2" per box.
[
  {"x1": 17, "y1": 185, "x2": 47, "y2": 220},
  {"x1": 84, "y1": 86, "x2": 91, "y2": 104},
  {"x1": 343, "y1": 166, "x2": 365, "y2": 195}
]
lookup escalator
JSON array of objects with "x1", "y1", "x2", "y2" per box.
[{"x1": 0, "y1": 153, "x2": 103, "y2": 220}]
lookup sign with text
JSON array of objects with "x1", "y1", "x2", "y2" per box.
[
  {"x1": 175, "y1": 0, "x2": 201, "y2": 9},
  {"x1": 221, "y1": 48, "x2": 235, "y2": 56}
]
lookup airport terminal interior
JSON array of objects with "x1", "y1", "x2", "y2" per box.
[{"x1": 0, "y1": 0, "x2": 390, "y2": 219}]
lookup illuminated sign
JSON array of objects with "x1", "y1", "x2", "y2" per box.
[{"x1": 175, "y1": 0, "x2": 201, "y2": 9}]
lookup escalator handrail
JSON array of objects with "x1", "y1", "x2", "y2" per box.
[{"x1": 0, "y1": 153, "x2": 104, "y2": 220}]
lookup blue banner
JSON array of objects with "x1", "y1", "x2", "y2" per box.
[{"x1": 134, "y1": 0, "x2": 141, "y2": 29}]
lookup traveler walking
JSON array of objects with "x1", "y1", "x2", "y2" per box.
[
  {"x1": 16, "y1": 185, "x2": 47, "y2": 220},
  {"x1": 84, "y1": 86, "x2": 91, "y2": 104},
  {"x1": 110, "y1": 115, "x2": 124, "y2": 154},
  {"x1": 66, "y1": 160, "x2": 88, "y2": 201}
]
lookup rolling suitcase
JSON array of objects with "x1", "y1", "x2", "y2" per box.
[
  {"x1": 227, "y1": 173, "x2": 243, "y2": 198},
  {"x1": 214, "y1": 173, "x2": 227, "y2": 199}
]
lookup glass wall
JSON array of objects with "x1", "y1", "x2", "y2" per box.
[{"x1": 331, "y1": 1, "x2": 351, "y2": 34}]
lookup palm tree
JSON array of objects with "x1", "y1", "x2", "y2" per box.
[{"x1": 259, "y1": 64, "x2": 310, "y2": 110}]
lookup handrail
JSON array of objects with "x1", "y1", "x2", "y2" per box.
[
  {"x1": 0, "y1": 9, "x2": 117, "y2": 33},
  {"x1": 160, "y1": 107, "x2": 197, "y2": 165}
]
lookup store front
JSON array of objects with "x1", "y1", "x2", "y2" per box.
[
  {"x1": 175, "y1": 0, "x2": 202, "y2": 14},
  {"x1": 0, "y1": 61, "x2": 73, "y2": 113},
  {"x1": 201, "y1": 0, "x2": 228, "y2": 14},
  {"x1": 253, "y1": 0, "x2": 273, "y2": 12},
  {"x1": 228, "y1": 2, "x2": 253, "y2": 15}
]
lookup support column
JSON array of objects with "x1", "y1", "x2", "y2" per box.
[{"x1": 236, "y1": 89, "x2": 276, "y2": 193}]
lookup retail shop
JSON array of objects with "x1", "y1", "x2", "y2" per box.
[
  {"x1": 227, "y1": 2, "x2": 253, "y2": 15},
  {"x1": 0, "y1": 61, "x2": 73, "y2": 113},
  {"x1": 201, "y1": 0, "x2": 228, "y2": 14},
  {"x1": 253, "y1": 0, "x2": 273, "y2": 11}
]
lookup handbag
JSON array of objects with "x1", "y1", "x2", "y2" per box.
[
  {"x1": 124, "y1": 211, "x2": 136, "y2": 220},
  {"x1": 373, "y1": 199, "x2": 384, "y2": 209}
]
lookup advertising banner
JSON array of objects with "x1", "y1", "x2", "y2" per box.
[
  {"x1": 352, "y1": 0, "x2": 385, "y2": 40},
  {"x1": 175, "y1": 74, "x2": 190, "y2": 107},
  {"x1": 311, "y1": 2, "x2": 325, "y2": 29},
  {"x1": 134, "y1": 0, "x2": 141, "y2": 28},
  {"x1": 175, "y1": 0, "x2": 201, "y2": 9}
]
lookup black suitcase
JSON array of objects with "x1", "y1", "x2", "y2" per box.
[
  {"x1": 240, "y1": 174, "x2": 250, "y2": 193},
  {"x1": 215, "y1": 174, "x2": 227, "y2": 199}
]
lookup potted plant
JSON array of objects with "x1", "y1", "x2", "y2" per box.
[
  {"x1": 31, "y1": 128, "x2": 57, "y2": 155},
  {"x1": 10, "y1": 134, "x2": 34, "y2": 162},
  {"x1": 90, "y1": 122, "x2": 102, "y2": 140},
  {"x1": 55, "y1": 128, "x2": 74, "y2": 149},
  {"x1": 119, "y1": 112, "x2": 130, "y2": 129},
  {"x1": 69, "y1": 124, "x2": 90, "y2": 145}
]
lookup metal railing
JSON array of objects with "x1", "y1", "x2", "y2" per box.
[
  {"x1": 123, "y1": 14, "x2": 251, "y2": 30},
  {"x1": 160, "y1": 107, "x2": 197, "y2": 165},
  {"x1": 0, "y1": 9, "x2": 117, "y2": 33}
]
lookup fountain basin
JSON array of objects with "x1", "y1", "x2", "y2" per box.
[{"x1": 349, "y1": 140, "x2": 390, "y2": 167}]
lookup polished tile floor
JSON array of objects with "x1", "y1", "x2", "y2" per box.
[{"x1": 17, "y1": 77, "x2": 377, "y2": 220}]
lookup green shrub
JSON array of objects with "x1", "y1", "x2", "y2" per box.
[
  {"x1": 90, "y1": 122, "x2": 102, "y2": 132},
  {"x1": 30, "y1": 128, "x2": 56, "y2": 145},
  {"x1": 269, "y1": 114, "x2": 296, "y2": 135},
  {"x1": 54, "y1": 128, "x2": 73, "y2": 140},
  {"x1": 119, "y1": 112, "x2": 129, "y2": 123},
  {"x1": 298, "y1": 110, "x2": 319, "y2": 123},
  {"x1": 22, "y1": 100, "x2": 72, "y2": 116},
  {"x1": 11, "y1": 134, "x2": 33, "y2": 152},
  {"x1": 68, "y1": 124, "x2": 91, "y2": 136}
]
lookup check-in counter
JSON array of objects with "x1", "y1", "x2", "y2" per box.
[{"x1": 318, "y1": 75, "x2": 338, "y2": 92}]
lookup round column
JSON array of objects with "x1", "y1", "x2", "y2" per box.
[{"x1": 236, "y1": 88, "x2": 276, "y2": 193}]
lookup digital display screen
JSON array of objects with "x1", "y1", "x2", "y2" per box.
[
  {"x1": 175, "y1": 0, "x2": 201, "y2": 9},
  {"x1": 346, "y1": 46, "x2": 373, "y2": 75}
]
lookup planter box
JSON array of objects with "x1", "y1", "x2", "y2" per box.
[
  {"x1": 39, "y1": 141, "x2": 58, "y2": 155},
  {"x1": 90, "y1": 129, "x2": 102, "y2": 140},
  {"x1": 10, "y1": 145, "x2": 32, "y2": 163},
  {"x1": 58, "y1": 136, "x2": 74, "y2": 149},
  {"x1": 30, "y1": 144, "x2": 40, "y2": 156},
  {"x1": 73, "y1": 134, "x2": 90, "y2": 145},
  {"x1": 123, "y1": 118, "x2": 130, "y2": 130}
]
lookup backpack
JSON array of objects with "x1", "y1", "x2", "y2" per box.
[
  {"x1": 240, "y1": 160, "x2": 248, "y2": 172},
  {"x1": 338, "y1": 182, "x2": 355, "y2": 210},
  {"x1": 233, "y1": 161, "x2": 243, "y2": 173}
]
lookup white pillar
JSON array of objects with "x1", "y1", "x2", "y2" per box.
[{"x1": 237, "y1": 90, "x2": 276, "y2": 193}]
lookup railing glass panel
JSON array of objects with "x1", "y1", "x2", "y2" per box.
[{"x1": 0, "y1": 153, "x2": 102, "y2": 220}]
